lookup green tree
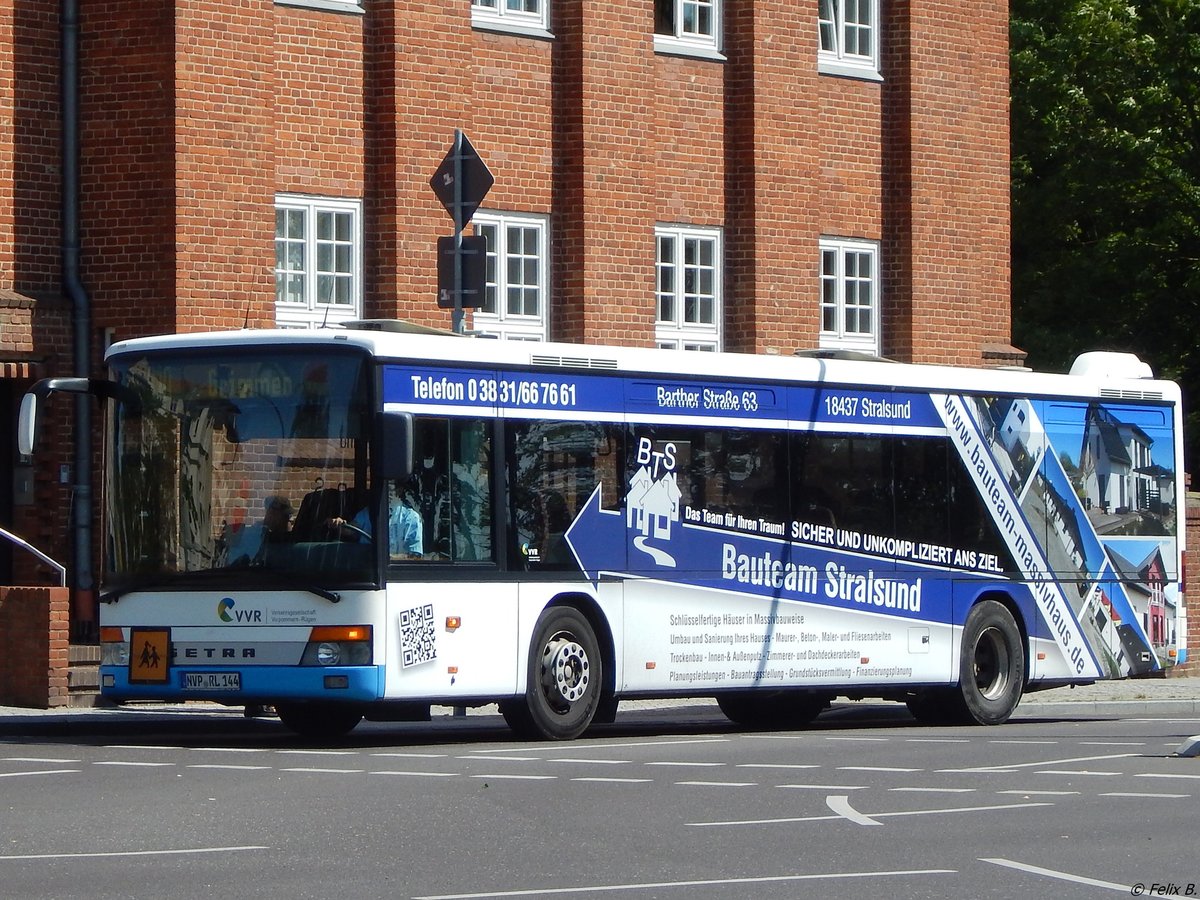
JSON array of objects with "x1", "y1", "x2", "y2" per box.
[{"x1": 1011, "y1": 0, "x2": 1200, "y2": 468}]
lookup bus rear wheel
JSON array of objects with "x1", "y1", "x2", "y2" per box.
[
  {"x1": 954, "y1": 600, "x2": 1025, "y2": 725},
  {"x1": 276, "y1": 702, "x2": 363, "y2": 739},
  {"x1": 512, "y1": 606, "x2": 602, "y2": 741},
  {"x1": 717, "y1": 690, "x2": 828, "y2": 729}
]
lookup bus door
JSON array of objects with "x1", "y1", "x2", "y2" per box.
[{"x1": 382, "y1": 415, "x2": 520, "y2": 699}]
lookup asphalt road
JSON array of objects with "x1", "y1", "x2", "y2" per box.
[{"x1": 2, "y1": 702, "x2": 1198, "y2": 899}]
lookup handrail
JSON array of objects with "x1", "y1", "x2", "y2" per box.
[{"x1": 0, "y1": 526, "x2": 67, "y2": 588}]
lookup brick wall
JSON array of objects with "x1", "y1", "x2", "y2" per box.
[
  {"x1": 7, "y1": 0, "x2": 59, "y2": 295},
  {"x1": 0, "y1": 586, "x2": 69, "y2": 708},
  {"x1": 365, "y1": 1, "x2": 475, "y2": 329},
  {"x1": 276, "y1": 9, "x2": 364, "y2": 196},
  {"x1": 1181, "y1": 493, "x2": 1200, "y2": 677},
  {"x1": 882, "y1": 0, "x2": 1011, "y2": 365},
  {"x1": 174, "y1": 0, "x2": 276, "y2": 331},
  {"x1": 82, "y1": 0, "x2": 177, "y2": 340},
  {"x1": 0, "y1": 0, "x2": 12, "y2": 285}
]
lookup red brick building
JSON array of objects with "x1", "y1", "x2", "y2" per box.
[{"x1": 1, "y1": 1, "x2": 1018, "y2": 624}]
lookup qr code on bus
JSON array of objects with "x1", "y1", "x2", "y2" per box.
[{"x1": 399, "y1": 603, "x2": 437, "y2": 669}]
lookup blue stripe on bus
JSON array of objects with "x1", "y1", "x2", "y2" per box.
[{"x1": 383, "y1": 365, "x2": 943, "y2": 429}]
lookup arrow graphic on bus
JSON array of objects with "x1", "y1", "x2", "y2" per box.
[
  {"x1": 564, "y1": 484, "x2": 628, "y2": 583},
  {"x1": 564, "y1": 482, "x2": 952, "y2": 625}
]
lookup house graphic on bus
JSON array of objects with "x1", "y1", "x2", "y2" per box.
[
  {"x1": 1079, "y1": 403, "x2": 1164, "y2": 517},
  {"x1": 627, "y1": 464, "x2": 681, "y2": 541}
]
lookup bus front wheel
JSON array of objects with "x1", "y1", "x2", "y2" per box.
[
  {"x1": 276, "y1": 702, "x2": 363, "y2": 739},
  {"x1": 514, "y1": 606, "x2": 602, "y2": 741},
  {"x1": 954, "y1": 600, "x2": 1025, "y2": 725}
]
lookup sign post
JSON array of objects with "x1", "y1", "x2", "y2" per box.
[{"x1": 430, "y1": 131, "x2": 494, "y2": 333}]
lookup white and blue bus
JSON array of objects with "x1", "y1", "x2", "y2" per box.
[{"x1": 20, "y1": 324, "x2": 1186, "y2": 738}]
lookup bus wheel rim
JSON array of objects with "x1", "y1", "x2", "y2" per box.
[
  {"x1": 542, "y1": 634, "x2": 590, "y2": 706},
  {"x1": 973, "y1": 626, "x2": 1010, "y2": 701}
]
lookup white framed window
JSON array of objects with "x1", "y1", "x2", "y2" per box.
[
  {"x1": 656, "y1": 225, "x2": 722, "y2": 351},
  {"x1": 472, "y1": 212, "x2": 549, "y2": 342},
  {"x1": 654, "y1": 0, "x2": 723, "y2": 59},
  {"x1": 275, "y1": 0, "x2": 363, "y2": 14},
  {"x1": 471, "y1": 0, "x2": 550, "y2": 36},
  {"x1": 818, "y1": 0, "x2": 880, "y2": 80},
  {"x1": 274, "y1": 196, "x2": 363, "y2": 329},
  {"x1": 819, "y1": 237, "x2": 879, "y2": 355}
]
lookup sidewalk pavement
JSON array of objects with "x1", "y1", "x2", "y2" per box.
[{"x1": 2, "y1": 675, "x2": 1199, "y2": 723}]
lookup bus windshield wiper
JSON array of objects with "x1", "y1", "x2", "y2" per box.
[{"x1": 100, "y1": 567, "x2": 342, "y2": 604}]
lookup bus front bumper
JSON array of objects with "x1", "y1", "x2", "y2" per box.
[{"x1": 100, "y1": 664, "x2": 385, "y2": 704}]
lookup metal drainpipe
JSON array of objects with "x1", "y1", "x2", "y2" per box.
[{"x1": 62, "y1": 0, "x2": 95, "y2": 635}]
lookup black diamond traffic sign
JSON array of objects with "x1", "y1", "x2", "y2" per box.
[{"x1": 430, "y1": 132, "x2": 494, "y2": 229}]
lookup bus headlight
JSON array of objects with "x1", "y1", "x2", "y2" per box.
[
  {"x1": 316, "y1": 642, "x2": 341, "y2": 666},
  {"x1": 301, "y1": 625, "x2": 372, "y2": 666},
  {"x1": 100, "y1": 627, "x2": 129, "y2": 666}
]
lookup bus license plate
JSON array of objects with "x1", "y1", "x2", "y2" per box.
[{"x1": 183, "y1": 672, "x2": 241, "y2": 691}]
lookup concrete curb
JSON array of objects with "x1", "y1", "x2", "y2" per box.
[{"x1": 1015, "y1": 698, "x2": 1200, "y2": 719}]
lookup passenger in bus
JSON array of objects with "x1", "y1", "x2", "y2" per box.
[
  {"x1": 227, "y1": 495, "x2": 293, "y2": 564},
  {"x1": 328, "y1": 483, "x2": 424, "y2": 558}
]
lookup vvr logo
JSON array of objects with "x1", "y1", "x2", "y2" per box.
[{"x1": 217, "y1": 598, "x2": 262, "y2": 623}]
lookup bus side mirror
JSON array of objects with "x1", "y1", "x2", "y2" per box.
[
  {"x1": 381, "y1": 411, "x2": 414, "y2": 481},
  {"x1": 18, "y1": 376, "x2": 132, "y2": 456},
  {"x1": 18, "y1": 392, "x2": 38, "y2": 456}
]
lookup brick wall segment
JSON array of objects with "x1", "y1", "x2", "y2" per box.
[{"x1": 0, "y1": 586, "x2": 70, "y2": 708}]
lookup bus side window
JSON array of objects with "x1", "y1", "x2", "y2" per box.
[
  {"x1": 401, "y1": 417, "x2": 494, "y2": 563},
  {"x1": 450, "y1": 419, "x2": 493, "y2": 562},
  {"x1": 506, "y1": 421, "x2": 622, "y2": 571}
]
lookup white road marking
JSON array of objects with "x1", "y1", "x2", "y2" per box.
[
  {"x1": 889, "y1": 787, "x2": 976, "y2": 794},
  {"x1": 192, "y1": 747, "x2": 266, "y2": 754},
  {"x1": 0, "y1": 769, "x2": 80, "y2": 779},
  {"x1": 825, "y1": 736, "x2": 889, "y2": 742},
  {"x1": 1101, "y1": 791, "x2": 1189, "y2": 799},
  {"x1": 372, "y1": 771, "x2": 458, "y2": 778},
  {"x1": 459, "y1": 756, "x2": 542, "y2": 762},
  {"x1": 548, "y1": 759, "x2": 630, "y2": 765},
  {"x1": 674, "y1": 781, "x2": 757, "y2": 787},
  {"x1": 1036, "y1": 770, "x2": 1122, "y2": 776},
  {"x1": 469, "y1": 774, "x2": 556, "y2": 781},
  {"x1": 479, "y1": 738, "x2": 729, "y2": 753},
  {"x1": 996, "y1": 790, "x2": 1079, "y2": 796},
  {"x1": 279, "y1": 767, "x2": 364, "y2": 774},
  {"x1": 689, "y1": 800, "x2": 1052, "y2": 828},
  {"x1": 905, "y1": 738, "x2": 970, "y2": 744},
  {"x1": 276, "y1": 749, "x2": 357, "y2": 756},
  {"x1": 371, "y1": 752, "x2": 448, "y2": 759},
  {"x1": 937, "y1": 768, "x2": 1018, "y2": 774},
  {"x1": 1135, "y1": 772, "x2": 1200, "y2": 780},
  {"x1": 645, "y1": 761, "x2": 725, "y2": 767},
  {"x1": 1079, "y1": 741, "x2": 1145, "y2": 746},
  {"x1": 2, "y1": 757, "x2": 81, "y2": 763},
  {"x1": 826, "y1": 795, "x2": 881, "y2": 826},
  {"x1": 186, "y1": 764, "x2": 272, "y2": 771},
  {"x1": 779, "y1": 783, "x2": 867, "y2": 791},
  {"x1": 735, "y1": 763, "x2": 820, "y2": 770},
  {"x1": 987, "y1": 740, "x2": 1058, "y2": 745},
  {"x1": 102, "y1": 745, "x2": 183, "y2": 751},
  {"x1": 411, "y1": 867, "x2": 956, "y2": 899},
  {"x1": 0, "y1": 845, "x2": 269, "y2": 862},
  {"x1": 93, "y1": 761, "x2": 175, "y2": 767},
  {"x1": 981, "y1": 857, "x2": 1129, "y2": 892},
  {"x1": 838, "y1": 766, "x2": 922, "y2": 773},
  {"x1": 944, "y1": 752, "x2": 1137, "y2": 773},
  {"x1": 570, "y1": 777, "x2": 652, "y2": 784}
]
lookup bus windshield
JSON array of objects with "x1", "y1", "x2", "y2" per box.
[{"x1": 105, "y1": 348, "x2": 374, "y2": 592}]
